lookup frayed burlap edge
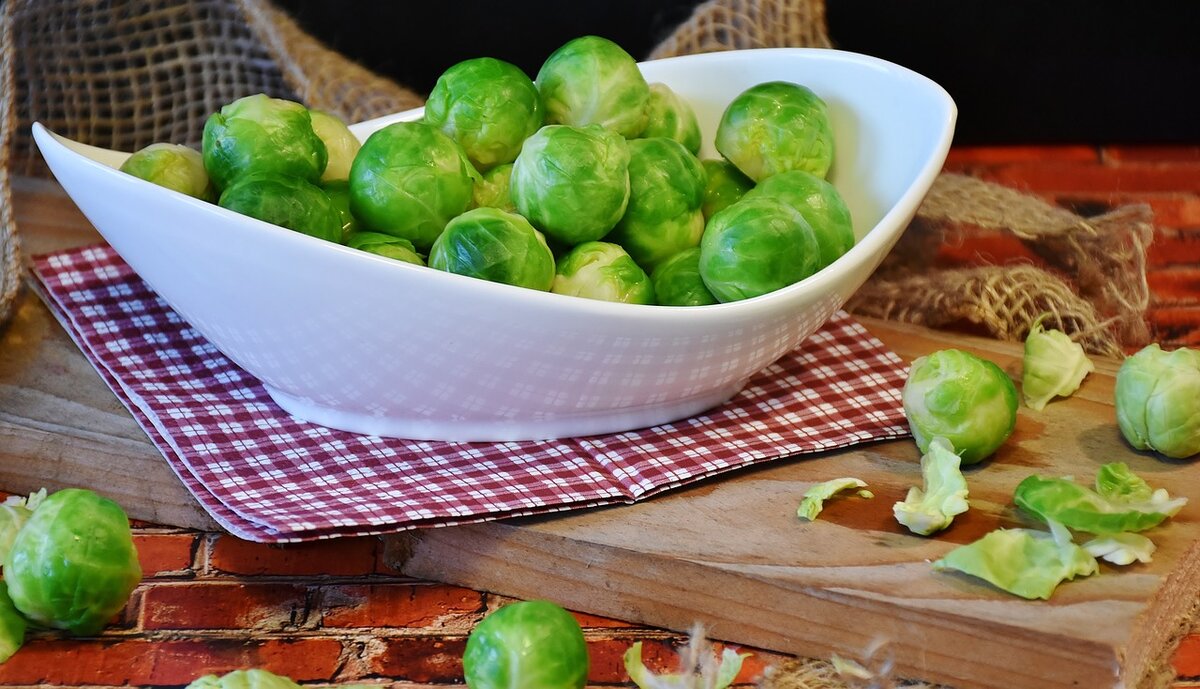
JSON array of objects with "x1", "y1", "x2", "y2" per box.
[
  {"x1": 0, "y1": 0, "x2": 22, "y2": 330},
  {"x1": 649, "y1": 0, "x2": 831, "y2": 58}
]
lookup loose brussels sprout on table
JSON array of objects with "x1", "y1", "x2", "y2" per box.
[
  {"x1": 605, "y1": 137, "x2": 707, "y2": 272},
  {"x1": 202, "y1": 93, "x2": 328, "y2": 190},
  {"x1": 651, "y1": 248, "x2": 718, "y2": 307},
  {"x1": 741, "y1": 169, "x2": 854, "y2": 269},
  {"x1": 1114, "y1": 343, "x2": 1200, "y2": 459},
  {"x1": 511, "y1": 124, "x2": 631, "y2": 246},
  {"x1": 698, "y1": 196, "x2": 820, "y2": 302},
  {"x1": 553, "y1": 241, "x2": 655, "y2": 304},
  {"x1": 425, "y1": 57, "x2": 543, "y2": 171},
  {"x1": 700, "y1": 159, "x2": 755, "y2": 221},
  {"x1": 218, "y1": 173, "x2": 344, "y2": 243},
  {"x1": 902, "y1": 349, "x2": 1018, "y2": 466},
  {"x1": 119, "y1": 143, "x2": 215, "y2": 201},
  {"x1": 429, "y1": 207, "x2": 555, "y2": 290},
  {"x1": 346, "y1": 231, "x2": 425, "y2": 266},
  {"x1": 308, "y1": 109, "x2": 361, "y2": 183},
  {"x1": 349, "y1": 120, "x2": 476, "y2": 252},
  {"x1": 640, "y1": 83, "x2": 702, "y2": 154},
  {"x1": 536, "y1": 35, "x2": 651, "y2": 138},
  {"x1": 715, "y1": 81, "x2": 835, "y2": 182},
  {"x1": 463, "y1": 600, "x2": 589, "y2": 689}
]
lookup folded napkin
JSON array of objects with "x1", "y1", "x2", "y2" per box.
[{"x1": 31, "y1": 244, "x2": 911, "y2": 542}]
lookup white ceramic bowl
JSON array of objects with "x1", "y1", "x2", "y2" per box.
[{"x1": 33, "y1": 48, "x2": 955, "y2": 442}]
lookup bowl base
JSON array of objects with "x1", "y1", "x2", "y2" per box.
[{"x1": 262, "y1": 382, "x2": 746, "y2": 442}]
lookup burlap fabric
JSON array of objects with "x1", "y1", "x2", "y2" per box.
[{"x1": 0, "y1": 1, "x2": 1175, "y2": 684}]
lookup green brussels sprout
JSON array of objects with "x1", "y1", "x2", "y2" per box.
[
  {"x1": 4, "y1": 488, "x2": 141, "y2": 636},
  {"x1": 715, "y1": 81, "x2": 834, "y2": 182},
  {"x1": 119, "y1": 143, "x2": 216, "y2": 201},
  {"x1": 425, "y1": 57, "x2": 543, "y2": 171},
  {"x1": 700, "y1": 159, "x2": 754, "y2": 221},
  {"x1": 185, "y1": 669, "x2": 301, "y2": 689},
  {"x1": 346, "y1": 231, "x2": 425, "y2": 266},
  {"x1": 321, "y1": 180, "x2": 359, "y2": 241},
  {"x1": 741, "y1": 169, "x2": 854, "y2": 269},
  {"x1": 902, "y1": 349, "x2": 1019, "y2": 465},
  {"x1": 309, "y1": 110, "x2": 361, "y2": 182},
  {"x1": 511, "y1": 124, "x2": 630, "y2": 246},
  {"x1": 429, "y1": 207, "x2": 555, "y2": 290},
  {"x1": 552, "y1": 241, "x2": 655, "y2": 304},
  {"x1": 698, "y1": 197, "x2": 820, "y2": 302},
  {"x1": 471, "y1": 163, "x2": 516, "y2": 212},
  {"x1": 640, "y1": 83, "x2": 702, "y2": 154},
  {"x1": 463, "y1": 600, "x2": 588, "y2": 689},
  {"x1": 0, "y1": 581, "x2": 26, "y2": 664},
  {"x1": 536, "y1": 35, "x2": 650, "y2": 138},
  {"x1": 219, "y1": 174, "x2": 343, "y2": 243},
  {"x1": 651, "y1": 248, "x2": 718, "y2": 307},
  {"x1": 605, "y1": 137, "x2": 707, "y2": 272},
  {"x1": 1114, "y1": 343, "x2": 1200, "y2": 459},
  {"x1": 202, "y1": 93, "x2": 327, "y2": 190},
  {"x1": 349, "y1": 121, "x2": 476, "y2": 252},
  {"x1": 1021, "y1": 315, "x2": 1094, "y2": 411}
]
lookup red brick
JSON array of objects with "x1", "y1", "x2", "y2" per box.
[
  {"x1": 318, "y1": 582, "x2": 482, "y2": 629},
  {"x1": 133, "y1": 532, "x2": 197, "y2": 577},
  {"x1": 981, "y1": 162, "x2": 1200, "y2": 196},
  {"x1": 1056, "y1": 193, "x2": 1200, "y2": 229},
  {"x1": 1148, "y1": 306, "x2": 1200, "y2": 348},
  {"x1": 571, "y1": 610, "x2": 645, "y2": 629},
  {"x1": 205, "y1": 534, "x2": 378, "y2": 576},
  {"x1": 945, "y1": 145, "x2": 1098, "y2": 166},
  {"x1": 1175, "y1": 632, "x2": 1200, "y2": 677},
  {"x1": 0, "y1": 637, "x2": 343, "y2": 685},
  {"x1": 367, "y1": 636, "x2": 467, "y2": 682},
  {"x1": 1149, "y1": 228, "x2": 1200, "y2": 268},
  {"x1": 932, "y1": 233, "x2": 1040, "y2": 267},
  {"x1": 1103, "y1": 145, "x2": 1200, "y2": 163},
  {"x1": 1149, "y1": 267, "x2": 1200, "y2": 304},
  {"x1": 140, "y1": 582, "x2": 308, "y2": 631}
]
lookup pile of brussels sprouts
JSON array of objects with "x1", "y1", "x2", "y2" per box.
[
  {"x1": 0, "y1": 488, "x2": 142, "y2": 662},
  {"x1": 119, "y1": 35, "x2": 854, "y2": 306}
]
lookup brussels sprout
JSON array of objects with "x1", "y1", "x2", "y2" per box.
[
  {"x1": 429, "y1": 208, "x2": 555, "y2": 290},
  {"x1": 119, "y1": 143, "x2": 215, "y2": 201},
  {"x1": 1020, "y1": 315, "x2": 1095, "y2": 411},
  {"x1": 700, "y1": 159, "x2": 754, "y2": 220},
  {"x1": 0, "y1": 581, "x2": 26, "y2": 664},
  {"x1": 1014, "y1": 464, "x2": 1187, "y2": 535},
  {"x1": 309, "y1": 110, "x2": 361, "y2": 183},
  {"x1": 511, "y1": 124, "x2": 630, "y2": 246},
  {"x1": 202, "y1": 93, "x2": 327, "y2": 190},
  {"x1": 4, "y1": 488, "x2": 141, "y2": 636},
  {"x1": 624, "y1": 640, "x2": 747, "y2": 689},
  {"x1": 640, "y1": 83, "x2": 702, "y2": 154},
  {"x1": 651, "y1": 248, "x2": 718, "y2": 307},
  {"x1": 698, "y1": 197, "x2": 820, "y2": 302},
  {"x1": 1114, "y1": 343, "x2": 1200, "y2": 459},
  {"x1": 1082, "y1": 532, "x2": 1155, "y2": 566},
  {"x1": 933, "y1": 520, "x2": 1097, "y2": 600},
  {"x1": 425, "y1": 57, "x2": 543, "y2": 171},
  {"x1": 463, "y1": 600, "x2": 588, "y2": 689},
  {"x1": 606, "y1": 137, "x2": 706, "y2": 271},
  {"x1": 0, "y1": 489, "x2": 44, "y2": 564},
  {"x1": 472, "y1": 163, "x2": 516, "y2": 212},
  {"x1": 715, "y1": 81, "x2": 834, "y2": 182},
  {"x1": 902, "y1": 349, "x2": 1018, "y2": 465},
  {"x1": 741, "y1": 169, "x2": 854, "y2": 268},
  {"x1": 185, "y1": 669, "x2": 301, "y2": 689},
  {"x1": 321, "y1": 180, "x2": 359, "y2": 240},
  {"x1": 892, "y1": 436, "x2": 970, "y2": 536},
  {"x1": 552, "y1": 241, "x2": 654, "y2": 304},
  {"x1": 796, "y1": 477, "x2": 871, "y2": 521},
  {"x1": 536, "y1": 35, "x2": 650, "y2": 138},
  {"x1": 349, "y1": 121, "x2": 475, "y2": 252},
  {"x1": 219, "y1": 174, "x2": 343, "y2": 243},
  {"x1": 346, "y1": 231, "x2": 425, "y2": 266}
]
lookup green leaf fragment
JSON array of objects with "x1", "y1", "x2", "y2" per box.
[
  {"x1": 1082, "y1": 532, "x2": 1156, "y2": 565},
  {"x1": 0, "y1": 581, "x2": 26, "y2": 664},
  {"x1": 893, "y1": 436, "x2": 970, "y2": 536},
  {"x1": 1022, "y1": 315, "x2": 1095, "y2": 411},
  {"x1": 623, "y1": 640, "x2": 747, "y2": 689},
  {"x1": 933, "y1": 520, "x2": 1098, "y2": 600},
  {"x1": 1014, "y1": 463, "x2": 1187, "y2": 535},
  {"x1": 797, "y1": 478, "x2": 869, "y2": 521},
  {"x1": 0, "y1": 489, "x2": 45, "y2": 564}
]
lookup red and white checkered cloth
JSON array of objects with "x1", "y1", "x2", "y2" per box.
[{"x1": 31, "y1": 244, "x2": 911, "y2": 542}]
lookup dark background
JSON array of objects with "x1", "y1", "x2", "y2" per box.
[{"x1": 279, "y1": 0, "x2": 1200, "y2": 145}]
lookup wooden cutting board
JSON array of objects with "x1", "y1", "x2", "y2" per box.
[{"x1": 4, "y1": 178, "x2": 1198, "y2": 689}]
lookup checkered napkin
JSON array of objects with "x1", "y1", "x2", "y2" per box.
[{"x1": 31, "y1": 243, "x2": 911, "y2": 543}]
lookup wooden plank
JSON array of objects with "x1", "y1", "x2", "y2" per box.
[{"x1": 391, "y1": 323, "x2": 1200, "y2": 689}]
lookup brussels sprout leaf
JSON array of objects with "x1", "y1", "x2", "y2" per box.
[
  {"x1": 0, "y1": 581, "x2": 26, "y2": 664},
  {"x1": 0, "y1": 488, "x2": 45, "y2": 565},
  {"x1": 1014, "y1": 465, "x2": 1187, "y2": 534},
  {"x1": 185, "y1": 669, "x2": 302, "y2": 689},
  {"x1": 797, "y1": 478, "x2": 870, "y2": 521},
  {"x1": 893, "y1": 437, "x2": 970, "y2": 536},
  {"x1": 1022, "y1": 315, "x2": 1094, "y2": 411},
  {"x1": 1082, "y1": 532, "x2": 1156, "y2": 565},
  {"x1": 933, "y1": 520, "x2": 1098, "y2": 600},
  {"x1": 623, "y1": 640, "x2": 747, "y2": 689}
]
